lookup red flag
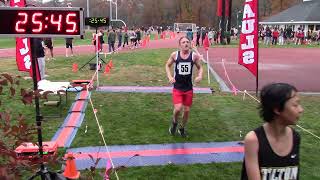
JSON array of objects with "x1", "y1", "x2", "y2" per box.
[
  {"x1": 203, "y1": 35, "x2": 210, "y2": 51},
  {"x1": 225, "y1": 0, "x2": 230, "y2": 17},
  {"x1": 10, "y1": 0, "x2": 25, "y2": 6},
  {"x1": 216, "y1": 0, "x2": 222, "y2": 16},
  {"x1": 238, "y1": 0, "x2": 258, "y2": 77},
  {"x1": 11, "y1": 0, "x2": 32, "y2": 72},
  {"x1": 15, "y1": 38, "x2": 31, "y2": 71}
]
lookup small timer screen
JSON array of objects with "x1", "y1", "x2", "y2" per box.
[{"x1": 0, "y1": 7, "x2": 83, "y2": 37}]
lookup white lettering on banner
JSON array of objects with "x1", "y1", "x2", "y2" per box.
[
  {"x1": 243, "y1": 51, "x2": 254, "y2": 64},
  {"x1": 242, "y1": 19, "x2": 255, "y2": 34},
  {"x1": 19, "y1": 38, "x2": 29, "y2": 55},
  {"x1": 241, "y1": 35, "x2": 254, "y2": 50},
  {"x1": 240, "y1": 1, "x2": 256, "y2": 65},
  {"x1": 19, "y1": 38, "x2": 31, "y2": 69},
  {"x1": 243, "y1": 4, "x2": 255, "y2": 19},
  {"x1": 24, "y1": 55, "x2": 31, "y2": 69}
]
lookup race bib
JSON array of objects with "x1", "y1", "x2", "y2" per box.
[{"x1": 178, "y1": 62, "x2": 191, "y2": 75}]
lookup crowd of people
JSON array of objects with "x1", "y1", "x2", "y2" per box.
[
  {"x1": 260, "y1": 26, "x2": 320, "y2": 46},
  {"x1": 91, "y1": 26, "x2": 157, "y2": 53},
  {"x1": 185, "y1": 26, "x2": 239, "y2": 46}
]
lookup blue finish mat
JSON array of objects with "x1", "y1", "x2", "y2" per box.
[
  {"x1": 96, "y1": 86, "x2": 214, "y2": 94},
  {"x1": 67, "y1": 142, "x2": 244, "y2": 170}
]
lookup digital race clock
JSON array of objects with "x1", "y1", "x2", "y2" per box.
[
  {"x1": 0, "y1": 7, "x2": 84, "y2": 38},
  {"x1": 85, "y1": 17, "x2": 109, "y2": 27}
]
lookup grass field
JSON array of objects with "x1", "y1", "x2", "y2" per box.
[{"x1": 0, "y1": 48, "x2": 319, "y2": 179}]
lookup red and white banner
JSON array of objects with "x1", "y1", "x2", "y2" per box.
[
  {"x1": 10, "y1": 0, "x2": 32, "y2": 72},
  {"x1": 10, "y1": 0, "x2": 25, "y2": 7},
  {"x1": 238, "y1": 0, "x2": 258, "y2": 77}
]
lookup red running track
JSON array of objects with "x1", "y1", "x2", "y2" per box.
[{"x1": 199, "y1": 48, "x2": 320, "y2": 92}]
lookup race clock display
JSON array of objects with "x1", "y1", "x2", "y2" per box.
[
  {"x1": 0, "y1": 7, "x2": 84, "y2": 37},
  {"x1": 85, "y1": 17, "x2": 109, "y2": 27}
]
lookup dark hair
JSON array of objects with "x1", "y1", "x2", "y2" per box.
[{"x1": 259, "y1": 83, "x2": 297, "y2": 122}]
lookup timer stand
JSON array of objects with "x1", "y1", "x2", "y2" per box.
[
  {"x1": 28, "y1": 38, "x2": 59, "y2": 180},
  {"x1": 79, "y1": 25, "x2": 106, "y2": 70}
]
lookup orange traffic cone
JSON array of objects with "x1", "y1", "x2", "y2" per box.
[
  {"x1": 104, "y1": 65, "x2": 110, "y2": 75},
  {"x1": 72, "y1": 63, "x2": 78, "y2": 72},
  {"x1": 108, "y1": 59, "x2": 113, "y2": 69},
  {"x1": 142, "y1": 38, "x2": 147, "y2": 48},
  {"x1": 64, "y1": 153, "x2": 80, "y2": 179}
]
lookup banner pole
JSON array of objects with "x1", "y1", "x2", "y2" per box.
[
  {"x1": 256, "y1": 0, "x2": 259, "y2": 97},
  {"x1": 96, "y1": 28, "x2": 99, "y2": 88},
  {"x1": 207, "y1": 50, "x2": 210, "y2": 85},
  {"x1": 30, "y1": 38, "x2": 45, "y2": 180}
]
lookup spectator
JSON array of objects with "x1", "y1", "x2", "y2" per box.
[
  {"x1": 65, "y1": 37, "x2": 74, "y2": 57},
  {"x1": 43, "y1": 37, "x2": 54, "y2": 60}
]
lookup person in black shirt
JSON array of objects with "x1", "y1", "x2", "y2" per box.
[
  {"x1": 241, "y1": 83, "x2": 304, "y2": 180},
  {"x1": 34, "y1": 38, "x2": 46, "y2": 80},
  {"x1": 98, "y1": 29, "x2": 105, "y2": 52},
  {"x1": 43, "y1": 37, "x2": 54, "y2": 60},
  {"x1": 165, "y1": 36, "x2": 203, "y2": 137},
  {"x1": 65, "y1": 37, "x2": 74, "y2": 57}
]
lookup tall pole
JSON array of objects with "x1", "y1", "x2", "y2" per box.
[
  {"x1": 221, "y1": 0, "x2": 225, "y2": 45},
  {"x1": 115, "y1": 0, "x2": 117, "y2": 19},
  {"x1": 256, "y1": 0, "x2": 259, "y2": 97},
  {"x1": 86, "y1": 0, "x2": 90, "y2": 30},
  {"x1": 109, "y1": 0, "x2": 112, "y2": 20},
  {"x1": 86, "y1": 0, "x2": 89, "y2": 17},
  {"x1": 30, "y1": 38, "x2": 45, "y2": 180}
]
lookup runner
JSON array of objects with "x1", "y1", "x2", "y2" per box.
[
  {"x1": 241, "y1": 83, "x2": 303, "y2": 180},
  {"x1": 165, "y1": 36, "x2": 203, "y2": 137}
]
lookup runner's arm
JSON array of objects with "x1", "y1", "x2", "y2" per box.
[
  {"x1": 165, "y1": 52, "x2": 176, "y2": 84},
  {"x1": 194, "y1": 54, "x2": 203, "y2": 83},
  {"x1": 244, "y1": 131, "x2": 261, "y2": 180}
]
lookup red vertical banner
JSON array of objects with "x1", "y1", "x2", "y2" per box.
[
  {"x1": 10, "y1": 0, "x2": 25, "y2": 6},
  {"x1": 10, "y1": 0, "x2": 32, "y2": 72},
  {"x1": 216, "y1": 0, "x2": 222, "y2": 16},
  {"x1": 238, "y1": 0, "x2": 258, "y2": 77},
  {"x1": 225, "y1": 0, "x2": 230, "y2": 17}
]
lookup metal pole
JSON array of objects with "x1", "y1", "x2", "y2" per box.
[
  {"x1": 30, "y1": 38, "x2": 45, "y2": 180},
  {"x1": 256, "y1": 0, "x2": 259, "y2": 97},
  {"x1": 86, "y1": 0, "x2": 90, "y2": 30},
  {"x1": 86, "y1": 0, "x2": 89, "y2": 17},
  {"x1": 110, "y1": 0, "x2": 112, "y2": 20},
  {"x1": 115, "y1": 0, "x2": 118, "y2": 20},
  {"x1": 96, "y1": 32, "x2": 99, "y2": 87},
  {"x1": 207, "y1": 50, "x2": 210, "y2": 84}
]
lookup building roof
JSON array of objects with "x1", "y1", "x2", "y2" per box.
[{"x1": 260, "y1": 1, "x2": 320, "y2": 25}]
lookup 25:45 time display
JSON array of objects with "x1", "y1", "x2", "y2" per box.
[{"x1": 15, "y1": 12, "x2": 78, "y2": 33}]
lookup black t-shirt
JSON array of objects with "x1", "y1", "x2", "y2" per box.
[
  {"x1": 34, "y1": 38, "x2": 45, "y2": 58},
  {"x1": 99, "y1": 32, "x2": 104, "y2": 43},
  {"x1": 241, "y1": 126, "x2": 300, "y2": 180},
  {"x1": 173, "y1": 51, "x2": 194, "y2": 91},
  {"x1": 65, "y1": 38, "x2": 73, "y2": 44}
]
